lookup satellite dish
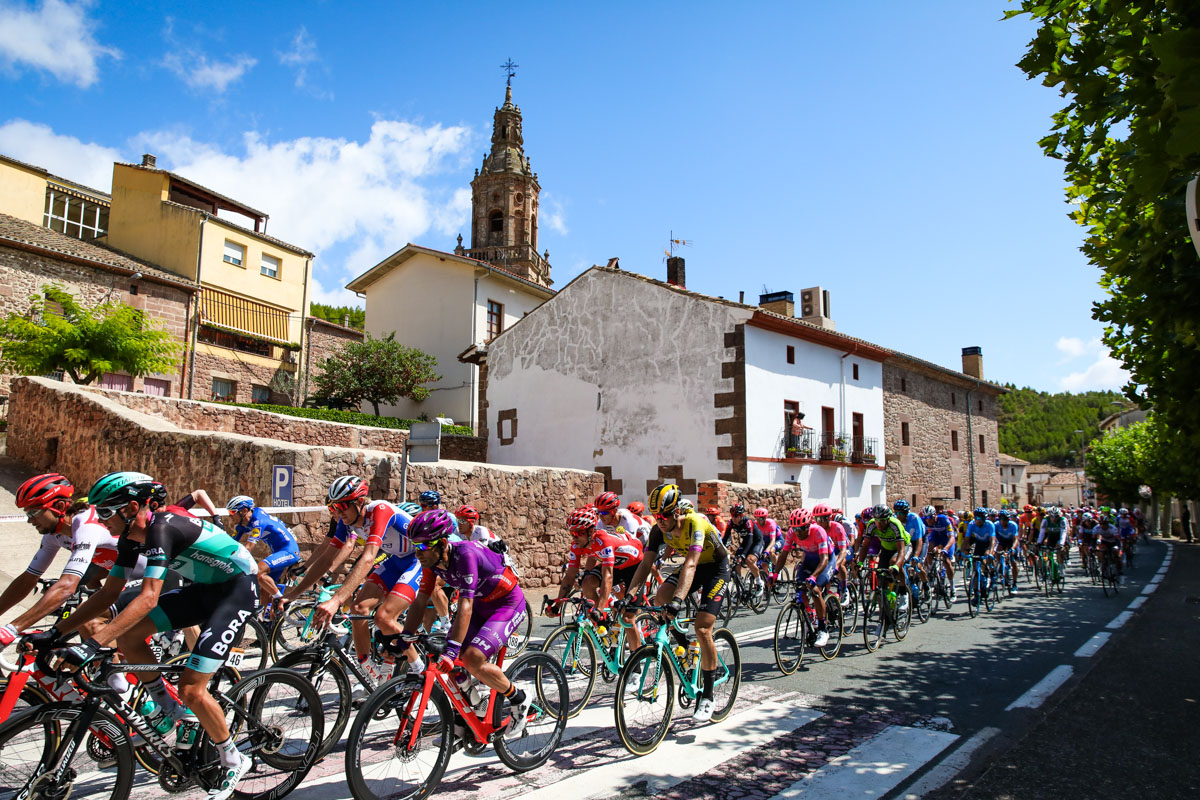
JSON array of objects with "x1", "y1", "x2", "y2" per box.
[{"x1": 1188, "y1": 174, "x2": 1200, "y2": 259}]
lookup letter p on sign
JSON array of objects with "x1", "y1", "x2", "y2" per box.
[{"x1": 272, "y1": 465, "x2": 294, "y2": 507}]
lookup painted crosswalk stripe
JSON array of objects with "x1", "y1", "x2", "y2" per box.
[
  {"x1": 1074, "y1": 632, "x2": 1110, "y2": 658},
  {"x1": 901, "y1": 726, "x2": 1000, "y2": 800},
  {"x1": 1127, "y1": 596, "x2": 1147, "y2": 610},
  {"x1": 1142, "y1": 582, "x2": 1159, "y2": 595},
  {"x1": 1005, "y1": 665, "x2": 1073, "y2": 711},
  {"x1": 1107, "y1": 610, "x2": 1133, "y2": 629},
  {"x1": 519, "y1": 700, "x2": 824, "y2": 800},
  {"x1": 769, "y1": 724, "x2": 958, "y2": 800}
]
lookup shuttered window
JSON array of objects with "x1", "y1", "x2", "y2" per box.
[{"x1": 200, "y1": 288, "x2": 290, "y2": 343}]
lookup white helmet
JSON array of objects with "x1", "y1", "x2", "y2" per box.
[{"x1": 225, "y1": 495, "x2": 254, "y2": 512}]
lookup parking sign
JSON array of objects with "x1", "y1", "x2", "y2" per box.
[{"x1": 272, "y1": 465, "x2": 294, "y2": 507}]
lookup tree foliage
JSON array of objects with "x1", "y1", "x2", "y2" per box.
[
  {"x1": 0, "y1": 286, "x2": 180, "y2": 385},
  {"x1": 1087, "y1": 415, "x2": 1200, "y2": 505},
  {"x1": 310, "y1": 332, "x2": 439, "y2": 416},
  {"x1": 310, "y1": 302, "x2": 364, "y2": 330},
  {"x1": 1008, "y1": 2, "x2": 1200, "y2": 482},
  {"x1": 997, "y1": 385, "x2": 1123, "y2": 464}
]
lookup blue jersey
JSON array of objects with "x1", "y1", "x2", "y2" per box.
[
  {"x1": 994, "y1": 521, "x2": 1019, "y2": 541},
  {"x1": 235, "y1": 507, "x2": 298, "y2": 553},
  {"x1": 966, "y1": 520, "x2": 995, "y2": 542},
  {"x1": 902, "y1": 511, "x2": 926, "y2": 541},
  {"x1": 925, "y1": 514, "x2": 953, "y2": 544}
]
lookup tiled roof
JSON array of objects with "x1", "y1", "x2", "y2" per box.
[
  {"x1": 998, "y1": 453, "x2": 1031, "y2": 466},
  {"x1": 0, "y1": 153, "x2": 110, "y2": 200},
  {"x1": 346, "y1": 243, "x2": 555, "y2": 297},
  {"x1": 0, "y1": 212, "x2": 197, "y2": 289},
  {"x1": 119, "y1": 162, "x2": 268, "y2": 219},
  {"x1": 160, "y1": 201, "x2": 314, "y2": 257},
  {"x1": 309, "y1": 316, "x2": 364, "y2": 336}
]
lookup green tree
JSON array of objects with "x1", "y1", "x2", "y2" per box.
[
  {"x1": 997, "y1": 385, "x2": 1123, "y2": 464},
  {"x1": 310, "y1": 302, "x2": 364, "y2": 330},
  {"x1": 1086, "y1": 419, "x2": 1154, "y2": 504},
  {"x1": 311, "y1": 332, "x2": 439, "y2": 416},
  {"x1": 1008, "y1": 2, "x2": 1200, "y2": 484},
  {"x1": 0, "y1": 286, "x2": 180, "y2": 385}
]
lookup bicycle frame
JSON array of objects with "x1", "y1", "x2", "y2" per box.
[
  {"x1": 562, "y1": 602, "x2": 643, "y2": 676},
  {"x1": 635, "y1": 614, "x2": 732, "y2": 703},
  {"x1": 399, "y1": 645, "x2": 510, "y2": 749}
]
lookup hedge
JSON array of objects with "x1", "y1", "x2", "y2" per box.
[{"x1": 216, "y1": 401, "x2": 474, "y2": 436}]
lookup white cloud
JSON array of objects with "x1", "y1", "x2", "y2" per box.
[
  {"x1": 541, "y1": 194, "x2": 568, "y2": 235},
  {"x1": 163, "y1": 51, "x2": 256, "y2": 93},
  {"x1": 0, "y1": 119, "x2": 119, "y2": 189},
  {"x1": 1059, "y1": 353, "x2": 1130, "y2": 392},
  {"x1": 1055, "y1": 336, "x2": 1087, "y2": 359},
  {"x1": 0, "y1": 0, "x2": 120, "y2": 88},
  {"x1": 278, "y1": 27, "x2": 316, "y2": 86}
]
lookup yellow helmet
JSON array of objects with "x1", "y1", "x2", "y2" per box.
[{"x1": 648, "y1": 483, "x2": 681, "y2": 516}]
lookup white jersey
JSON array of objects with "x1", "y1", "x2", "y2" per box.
[
  {"x1": 602, "y1": 508, "x2": 651, "y2": 547},
  {"x1": 26, "y1": 506, "x2": 143, "y2": 579},
  {"x1": 466, "y1": 524, "x2": 499, "y2": 544}
]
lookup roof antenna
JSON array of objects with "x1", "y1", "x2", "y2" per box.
[{"x1": 663, "y1": 230, "x2": 693, "y2": 261}]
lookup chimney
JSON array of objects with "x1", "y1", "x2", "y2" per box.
[
  {"x1": 962, "y1": 346, "x2": 984, "y2": 379},
  {"x1": 759, "y1": 290, "x2": 794, "y2": 317},
  {"x1": 666, "y1": 256, "x2": 685, "y2": 287},
  {"x1": 141, "y1": 153, "x2": 157, "y2": 168},
  {"x1": 342, "y1": 314, "x2": 350, "y2": 328}
]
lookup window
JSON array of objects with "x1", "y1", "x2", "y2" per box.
[
  {"x1": 261, "y1": 253, "x2": 280, "y2": 279},
  {"x1": 951, "y1": 430, "x2": 959, "y2": 451},
  {"x1": 223, "y1": 240, "x2": 245, "y2": 267},
  {"x1": 852, "y1": 363, "x2": 859, "y2": 380},
  {"x1": 486, "y1": 300, "x2": 504, "y2": 340},
  {"x1": 489, "y1": 210, "x2": 503, "y2": 232},
  {"x1": 43, "y1": 188, "x2": 107, "y2": 240},
  {"x1": 954, "y1": 486, "x2": 961, "y2": 500},
  {"x1": 978, "y1": 399, "x2": 983, "y2": 412},
  {"x1": 979, "y1": 434, "x2": 985, "y2": 454},
  {"x1": 143, "y1": 378, "x2": 170, "y2": 397},
  {"x1": 901, "y1": 421, "x2": 910, "y2": 446},
  {"x1": 951, "y1": 392, "x2": 956, "y2": 406},
  {"x1": 212, "y1": 378, "x2": 236, "y2": 401},
  {"x1": 911, "y1": 494, "x2": 917, "y2": 507},
  {"x1": 981, "y1": 490, "x2": 989, "y2": 507},
  {"x1": 251, "y1": 385, "x2": 271, "y2": 403},
  {"x1": 786, "y1": 345, "x2": 795, "y2": 364},
  {"x1": 901, "y1": 377, "x2": 907, "y2": 392},
  {"x1": 97, "y1": 373, "x2": 132, "y2": 391}
]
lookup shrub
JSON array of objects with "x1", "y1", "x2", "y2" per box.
[{"x1": 216, "y1": 401, "x2": 473, "y2": 435}]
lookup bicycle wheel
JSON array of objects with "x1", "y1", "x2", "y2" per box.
[
  {"x1": 614, "y1": 645, "x2": 675, "y2": 755},
  {"x1": 709, "y1": 628, "x2": 741, "y2": 722},
  {"x1": 840, "y1": 580, "x2": 860, "y2": 634},
  {"x1": 771, "y1": 565, "x2": 793, "y2": 604},
  {"x1": 345, "y1": 675, "x2": 452, "y2": 800},
  {"x1": 862, "y1": 589, "x2": 884, "y2": 652},
  {"x1": 892, "y1": 587, "x2": 912, "y2": 640},
  {"x1": 773, "y1": 601, "x2": 806, "y2": 675},
  {"x1": 270, "y1": 600, "x2": 323, "y2": 659},
  {"x1": 0, "y1": 701, "x2": 134, "y2": 800},
  {"x1": 819, "y1": 596, "x2": 843, "y2": 660},
  {"x1": 495, "y1": 651, "x2": 569, "y2": 771},
  {"x1": 506, "y1": 599, "x2": 535, "y2": 656},
  {"x1": 274, "y1": 648, "x2": 353, "y2": 759},
  {"x1": 746, "y1": 575, "x2": 770, "y2": 615},
  {"x1": 1029, "y1": 555, "x2": 1043, "y2": 590},
  {"x1": 912, "y1": 572, "x2": 931, "y2": 623},
  {"x1": 1042, "y1": 558, "x2": 1053, "y2": 598},
  {"x1": 724, "y1": 572, "x2": 744, "y2": 618},
  {"x1": 235, "y1": 615, "x2": 270, "y2": 671},
  {"x1": 225, "y1": 668, "x2": 324, "y2": 799},
  {"x1": 966, "y1": 569, "x2": 980, "y2": 618},
  {"x1": 540, "y1": 623, "x2": 597, "y2": 718},
  {"x1": 983, "y1": 568, "x2": 995, "y2": 611}
]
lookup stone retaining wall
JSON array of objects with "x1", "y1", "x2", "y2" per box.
[
  {"x1": 7, "y1": 377, "x2": 594, "y2": 590},
  {"x1": 697, "y1": 479, "x2": 804, "y2": 525}
]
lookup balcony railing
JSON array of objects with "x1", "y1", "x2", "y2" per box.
[
  {"x1": 782, "y1": 429, "x2": 878, "y2": 465},
  {"x1": 460, "y1": 244, "x2": 550, "y2": 279}
]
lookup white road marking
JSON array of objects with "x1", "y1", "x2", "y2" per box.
[
  {"x1": 519, "y1": 700, "x2": 824, "y2": 800},
  {"x1": 769, "y1": 725, "x2": 958, "y2": 800},
  {"x1": 1127, "y1": 596, "x2": 1147, "y2": 610},
  {"x1": 901, "y1": 726, "x2": 1000, "y2": 799},
  {"x1": 1143, "y1": 582, "x2": 1159, "y2": 595},
  {"x1": 1074, "y1": 632, "x2": 1111, "y2": 658},
  {"x1": 1149, "y1": 575, "x2": 1163, "y2": 585},
  {"x1": 1107, "y1": 611, "x2": 1133, "y2": 629},
  {"x1": 1005, "y1": 665, "x2": 1073, "y2": 711}
]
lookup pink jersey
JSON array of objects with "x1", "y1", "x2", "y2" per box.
[
  {"x1": 826, "y1": 520, "x2": 850, "y2": 550},
  {"x1": 755, "y1": 518, "x2": 781, "y2": 542},
  {"x1": 781, "y1": 523, "x2": 832, "y2": 562}
]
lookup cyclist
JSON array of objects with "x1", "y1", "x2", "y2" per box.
[
  {"x1": 1095, "y1": 513, "x2": 1124, "y2": 578},
  {"x1": 772, "y1": 508, "x2": 832, "y2": 647},
  {"x1": 620, "y1": 483, "x2": 730, "y2": 722},
  {"x1": 401, "y1": 509, "x2": 533, "y2": 738},
  {"x1": 0, "y1": 473, "x2": 136, "y2": 647},
  {"x1": 964, "y1": 508, "x2": 997, "y2": 593},
  {"x1": 704, "y1": 506, "x2": 730, "y2": 545},
  {"x1": 627, "y1": 500, "x2": 654, "y2": 527},
  {"x1": 1038, "y1": 507, "x2": 1068, "y2": 572},
  {"x1": 754, "y1": 508, "x2": 781, "y2": 556},
  {"x1": 288, "y1": 476, "x2": 424, "y2": 685},
  {"x1": 595, "y1": 491, "x2": 652, "y2": 547},
  {"x1": 47, "y1": 472, "x2": 259, "y2": 800},
  {"x1": 454, "y1": 505, "x2": 499, "y2": 544},
  {"x1": 552, "y1": 506, "x2": 644, "y2": 618},
  {"x1": 922, "y1": 505, "x2": 957, "y2": 601},
  {"x1": 812, "y1": 504, "x2": 849, "y2": 593},
  {"x1": 856, "y1": 504, "x2": 912, "y2": 613},
  {"x1": 894, "y1": 500, "x2": 927, "y2": 563},
  {"x1": 225, "y1": 495, "x2": 301, "y2": 599},
  {"x1": 994, "y1": 510, "x2": 1020, "y2": 592},
  {"x1": 1077, "y1": 511, "x2": 1098, "y2": 569},
  {"x1": 729, "y1": 504, "x2": 765, "y2": 599}
]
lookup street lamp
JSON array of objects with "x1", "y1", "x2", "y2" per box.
[{"x1": 1074, "y1": 429, "x2": 1086, "y2": 505}]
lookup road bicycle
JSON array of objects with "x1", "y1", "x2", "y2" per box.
[
  {"x1": 925, "y1": 548, "x2": 955, "y2": 612},
  {"x1": 904, "y1": 557, "x2": 932, "y2": 623},
  {"x1": 773, "y1": 577, "x2": 843, "y2": 674},
  {"x1": 343, "y1": 633, "x2": 568, "y2": 800},
  {"x1": 613, "y1": 605, "x2": 741, "y2": 755},
  {"x1": 1099, "y1": 545, "x2": 1122, "y2": 597},
  {"x1": 0, "y1": 648, "x2": 323, "y2": 800},
  {"x1": 861, "y1": 563, "x2": 911, "y2": 651},
  {"x1": 961, "y1": 554, "x2": 994, "y2": 617},
  {"x1": 726, "y1": 556, "x2": 771, "y2": 617},
  {"x1": 539, "y1": 595, "x2": 657, "y2": 717},
  {"x1": 1036, "y1": 544, "x2": 1065, "y2": 596}
]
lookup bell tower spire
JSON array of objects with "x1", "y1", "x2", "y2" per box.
[{"x1": 465, "y1": 62, "x2": 551, "y2": 287}]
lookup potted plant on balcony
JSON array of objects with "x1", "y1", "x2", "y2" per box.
[{"x1": 863, "y1": 450, "x2": 877, "y2": 464}]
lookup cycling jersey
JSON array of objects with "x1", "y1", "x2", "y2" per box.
[
  {"x1": 111, "y1": 511, "x2": 257, "y2": 584},
  {"x1": 901, "y1": 511, "x2": 926, "y2": 541},
  {"x1": 966, "y1": 520, "x2": 995, "y2": 542},
  {"x1": 1039, "y1": 516, "x2": 1067, "y2": 545},
  {"x1": 464, "y1": 524, "x2": 499, "y2": 544},
  {"x1": 826, "y1": 520, "x2": 850, "y2": 552},
  {"x1": 418, "y1": 539, "x2": 523, "y2": 659},
  {"x1": 234, "y1": 507, "x2": 298, "y2": 553},
  {"x1": 26, "y1": 507, "x2": 138, "y2": 579},
  {"x1": 755, "y1": 518, "x2": 781, "y2": 547},
  {"x1": 780, "y1": 524, "x2": 832, "y2": 562},
  {"x1": 865, "y1": 515, "x2": 911, "y2": 552},
  {"x1": 1095, "y1": 523, "x2": 1121, "y2": 543},
  {"x1": 602, "y1": 508, "x2": 651, "y2": 546},
  {"x1": 924, "y1": 514, "x2": 954, "y2": 547},
  {"x1": 994, "y1": 521, "x2": 1019, "y2": 541},
  {"x1": 648, "y1": 511, "x2": 729, "y2": 564},
  {"x1": 330, "y1": 499, "x2": 415, "y2": 559},
  {"x1": 568, "y1": 530, "x2": 643, "y2": 571}
]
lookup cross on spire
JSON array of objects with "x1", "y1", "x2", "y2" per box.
[{"x1": 501, "y1": 58, "x2": 519, "y2": 86}]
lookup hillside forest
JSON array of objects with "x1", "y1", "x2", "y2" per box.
[{"x1": 997, "y1": 386, "x2": 1126, "y2": 466}]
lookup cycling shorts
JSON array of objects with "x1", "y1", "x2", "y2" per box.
[
  {"x1": 665, "y1": 557, "x2": 730, "y2": 617},
  {"x1": 797, "y1": 557, "x2": 835, "y2": 587},
  {"x1": 926, "y1": 530, "x2": 952, "y2": 549},
  {"x1": 262, "y1": 545, "x2": 301, "y2": 582},
  {"x1": 970, "y1": 539, "x2": 993, "y2": 558},
  {"x1": 583, "y1": 562, "x2": 641, "y2": 594},
  {"x1": 736, "y1": 530, "x2": 765, "y2": 560},
  {"x1": 877, "y1": 548, "x2": 901, "y2": 570},
  {"x1": 115, "y1": 573, "x2": 258, "y2": 673},
  {"x1": 464, "y1": 585, "x2": 526, "y2": 660},
  {"x1": 367, "y1": 552, "x2": 423, "y2": 602},
  {"x1": 996, "y1": 537, "x2": 1017, "y2": 553}
]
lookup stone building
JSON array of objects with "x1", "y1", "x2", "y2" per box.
[
  {"x1": 998, "y1": 453, "x2": 1030, "y2": 508},
  {"x1": 299, "y1": 316, "x2": 364, "y2": 401},
  {"x1": 0, "y1": 212, "x2": 196, "y2": 397},
  {"x1": 882, "y1": 348, "x2": 1005, "y2": 511}
]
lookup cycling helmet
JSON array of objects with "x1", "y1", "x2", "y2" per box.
[
  {"x1": 1101, "y1": 514, "x2": 1115, "y2": 525},
  {"x1": 399, "y1": 501, "x2": 422, "y2": 515},
  {"x1": 648, "y1": 484, "x2": 681, "y2": 516},
  {"x1": 998, "y1": 510, "x2": 1010, "y2": 520},
  {"x1": 418, "y1": 490, "x2": 441, "y2": 506},
  {"x1": 811, "y1": 503, "x2": 833, "y2": 518},
  {"x1": 1048, "y1": 507, "x2": 1062, "y2": 518},
  {"x1": 833, "y1": 512, "x2": 846, "y2": 523},
  {"x1": 455, "y1": 505, "x2": 480, "y2": 525},
  {"x1": 16, "y1": 473, "x2": 74, "y2": 510},
  {"x1": 566, "y1": 506, "x2": 599, "y2": 532},
  {"x1": 922, "y1": 505, "x2": 936, "y2": 517},
  {"x1": 729, "y1": 503, "x2": 746, "y2": 516},
  {"x1": 88, "y1": 471, "x2": 157, "y2": 514},
  {"x1": 676, "y1": 499, "x2": 695, "y2": 515},
  {"x1": 1118, "y1": 507, "x2": 1129, "y2": 515},
  {"x1": 327, "y1": 476, "x2": 368, "y2": 505},
  {"x1": 973, "y1": 507, "x2": 987, "y2": 518},
  {"x1": 705, "y1": 506, "x2": 720, "y2": 516},
  {"x1": 788, "y1": 508, "x2": 813, "y2": 528},
  {"x1": 1082, "y1": 512, "x2": 1095, "y2": 521},
  {"x1": 893, "y1": 499, "x2": 911, "y2": 514},
  {"x1": 594, "y1": 491, "x2": 620, "y2": 513},
  {"x1": 753, "y1": 507, "x2": 769, "y2": 519},
  {"x1": 871, "y1": 504, "x2": 891, "y2": 520},
  {"x1": 148, "y1": 481, "x2": 168, "y2": 510},
  {"x1": 225, "y1": 495, "x2": 255, "y2": 512},
  {"x1": 627, "y1": 501, "x2": 645, "y2": 515},
  {"x1": 407, "y1": 509, "x2": 456, "y2": 543},
  {"x1": 862, "y1": 506, "x2": 873, "y2": 521}
]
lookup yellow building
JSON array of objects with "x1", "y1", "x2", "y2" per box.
[
  {"x1": 106, "y1": 155, "x2": 314, "y2": 404},
  {"x1": 0, "y1": 153, "x2": 111, "y2": 239}
]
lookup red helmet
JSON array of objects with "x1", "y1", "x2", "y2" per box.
[
  {"x1": 812, "y1": 503, "x2": 833, "y2": 518},
  {"x1": 753, "y1": 507, "x2": 769, "y2": 519},
  {"x1": 16, "y1": 473, "x2": 73, "y2": 510},
  {"x1": 788, "y1": 508, "x2": 813, "y2": 528},
  {"x1": 705, "y1": 506, "x2": 720, "y2": 516},
  {"x1": 627, "y1": 501, "x2": 645, "y2": 515},
  {"x1": 455, "y1": 505, "x2": 479, "y2": 525},
  {"x1": 594, "y1": 491, "x2": 620, "y2": 513},
  {"x1": 566, "y1": 506, "x2": 599, "y2": 532}
]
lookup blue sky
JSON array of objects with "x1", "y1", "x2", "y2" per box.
[{"x1": 0, "y1": 0, "x2": 1127, "y2": 393}]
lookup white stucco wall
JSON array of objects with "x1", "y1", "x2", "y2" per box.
[
  {"x1": 743, "y1": 325, "x2": 886, "y2": 511},
  {"x1": 486, "y1": 269, "x2": 753, "y2": 500}
]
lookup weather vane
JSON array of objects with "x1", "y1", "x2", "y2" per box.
[{"x1": 501, "y1": 58, "x2": 519, "y2": 87}]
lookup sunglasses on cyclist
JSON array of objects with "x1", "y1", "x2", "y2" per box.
[
  {"x1": 25, "y1": 507, "x2": 46, "y2": 521},
  {"x1": 327, "y1": 501, "x2": 351, "y2": 513},
  {"x1": 95, "y1": 505, "x2": 124, "y2": 521},
  {"x1": 413, "y1": 538, "x2": 444, "y2": 551}
]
